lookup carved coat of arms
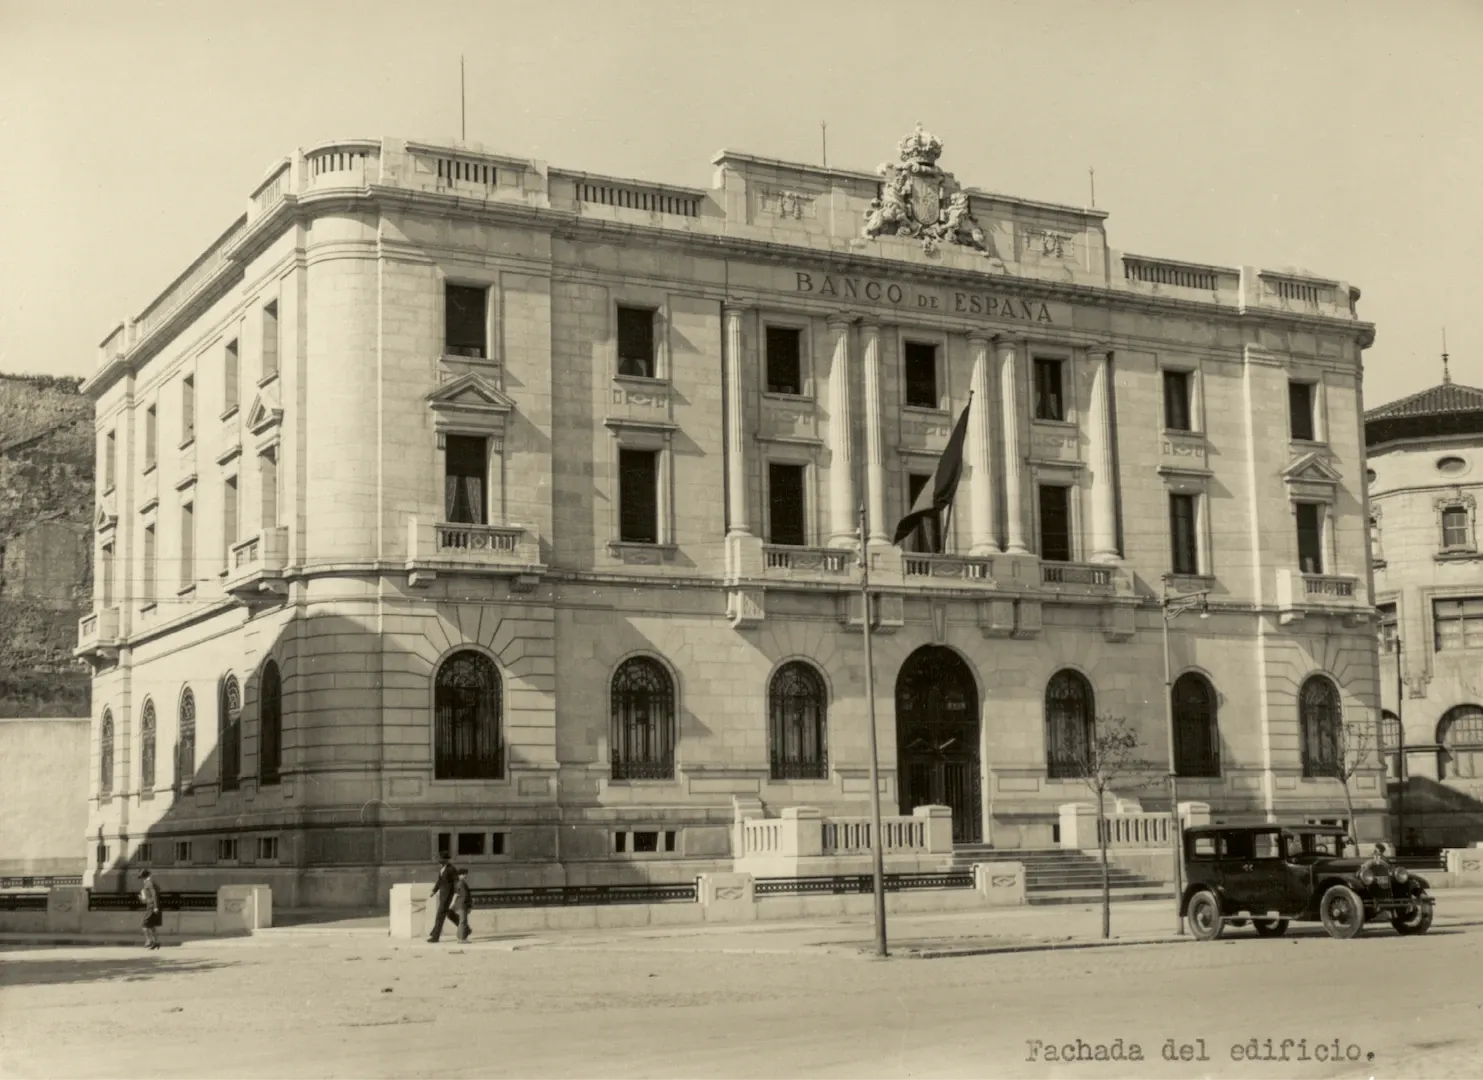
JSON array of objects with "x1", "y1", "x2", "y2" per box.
[{"x1": 862, "y1": 124, "x2": 991, "y2": 256}]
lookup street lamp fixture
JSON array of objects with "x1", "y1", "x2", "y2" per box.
[{"x1": 1161, "y1": 578, "x2": 1211, "y2": 936}]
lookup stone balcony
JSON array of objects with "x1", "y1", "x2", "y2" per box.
[
  {"x1": 760, "y1": 544, "x2": 853, "y2": 583},
  {"x1": 1039, "y1": 560, "x2": 1130, "y2": 597},
  {"x1": 901, "y1": 551, "x2": 996, "y2": 588},
  {"x1": 75, "y1": 606, "x2": 120, "y2": 667},
  {"x1": 1275, "y1": 568, "x2": 1369, "y2": 626},
  {"x1": 224, "y1": 527, "x2": 289, "y2": 606},
  {"x1": 404, "y1": 518, "x2": 543, "y2": 590}
]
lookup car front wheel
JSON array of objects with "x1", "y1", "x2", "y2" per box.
[
  {"x1": 1319, "y1": 884, "x2": 1366, "y2": 939},
  {"x1": 1391, "y1": 902, "x2": 1434, "y2": 936},
  {"x1": 1187, "y1": 890, "x2": 1224, "y2": 941},
  {"x1": 1253, "y1": 918, "x2": 1289, "y2": 937}
]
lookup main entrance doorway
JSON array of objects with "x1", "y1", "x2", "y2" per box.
[{"x1": 895, "y1": 645, "x2": 982, "y2": 844}]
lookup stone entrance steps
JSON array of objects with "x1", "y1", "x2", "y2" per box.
[{"x1": 950, "y1": 845, "x2": 1173, "y2": 906}]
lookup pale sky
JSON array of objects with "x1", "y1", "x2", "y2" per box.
[{"x1": 2, "y1": 0, "x2": 1478, "y2": 409}]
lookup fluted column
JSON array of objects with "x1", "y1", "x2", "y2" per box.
[
  {"x1": 1087, "y1": 347, "x2": 1121, "y2": 563},
  {"x1": 861, "y1": 322, "x2": 887, "y2": 543},
  {"x1": 967, "y1": 334, "x2": 999, "y2": 555},
  {"x1": 826, "y1": 316, "x2": 856, "y2": 547},
  {"x1": 723, "y1": 305, "x2": 750, "y2": 537},
  {"x1": 996, "y1": 337, "x2": 1028, "y2": 555}
]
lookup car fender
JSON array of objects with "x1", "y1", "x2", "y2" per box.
[{"x1": 1180, "y1": 881, "x2": 1227, "y2": 916}]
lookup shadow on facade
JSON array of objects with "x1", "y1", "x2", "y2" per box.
[{"x1": 1390, "y1": 777, "x2": 1483, "y2": 849}]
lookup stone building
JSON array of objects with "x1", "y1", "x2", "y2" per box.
[
  {"x1": 77, "y1": 128, "x2": 1381, "y2": 906},
  {"x1": 1367, "y1": 363, "x2": 1483, "y2": 847}
]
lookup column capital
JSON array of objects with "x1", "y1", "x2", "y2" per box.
[
  {"x1": 722, "y1": 302, "x2": 751, "y2": 318},
  {"x1": 858, "y1": 318, "x2": 883, "y2": 334},
  {"x1": 966, "y1": 330, "x2": 993, "y2": 347},
  {"x1": 826, "y1": 313, "x2": 856, "y2": 331},
  {"x1": 992, "y1": 332, "x2": 1023, "y2": 348}
]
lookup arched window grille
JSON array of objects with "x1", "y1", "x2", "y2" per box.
[
  {"x1": 99, "y1": 709, "x2": 114, "y2": 796},
  {"x1": 434, "y1": 650, "x2": 503, "y2": 779},
  {"x1": 140, "y1": 699, "x2": 157, "y2": 792},
  {"x1": 1172, "y1": 672, "x2": 1220, "y2": 778},
  {"x1": 1299, "y1": 675, "x2": 1342, "y2": 778},
  {"x1": 1439, "y1": 704, "x2": 1483, "y2": 780},
  {"x1": 1379, "y1": 710, "x2": 1402, "y2": 778},
  {"x1": 610, "y1": 657, "x2": 676, "y2": 780},
  {"x1": 1045, "y1": 670, "x2": 1095, "y2": 779},
  {"x1": 220, "y1": 675, "x2": 241, "y2": 791},
  {"x1": 177, "y1": 688, "x2": 196, "y2": 790},
  {"x1": 768, "y1": 661, "x2": 828, "y2": 780},
  {"x1": 260, "y1": 661, "x2": 282, "y2": 784}
]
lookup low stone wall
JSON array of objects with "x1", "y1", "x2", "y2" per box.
[{"x1": 0, "y1": 885, "x2": 271, "y2": 936}]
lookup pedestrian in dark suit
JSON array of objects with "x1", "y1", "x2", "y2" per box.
[
  {"x1": 426, "y1": 853, "x2": 458, "y2": 943},
  {"x1": 452, "y1": 869, "x2": 473, "y2": 943}
]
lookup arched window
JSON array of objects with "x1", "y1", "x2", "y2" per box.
[
  {"x1": 1439, "y1": 704, "x2": 1483, "y2": 780},
  {"x1": 1172, "y1": 672, "x2": 1220, "y2": 778},
  {"x1": 177, "y1": 688, "x2": 196, "y2": 790},
  {"x1": 260, "y1": 660, "x2": 282, "y2": 785},
  {"x1": 1045, "y1": 670, "x2": 1094, "y2": 779},
  {"x1": 434, "y1": 650, "x2": 502, "y2": 779},
  {"x1": 768, "y1": 661, "x2": 828, "y2": 780},
  {"x1": 140, "y1": 699, "x2": 157, "y2": 792},
  {"x1": 610, "y1": 657, "x2": 676, "y2": 780},
  {"x1": 99, "y1": 709, "x2": 114, "y2": 796},
  {"x1": 220, "y1": 675, "x2": 241, "y2": 791},
  {"x1": 1299, "y1": 674, "x2": 1342, "y2": 778},
  {"x1": 1379, "y1": 710, "x2": 1402, "y2": 778}
]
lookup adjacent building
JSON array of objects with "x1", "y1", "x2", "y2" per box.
[
  {"x1": 1367, "y1": 364, "x2": 1483, "y2": 848},
  {"x1": 78, "y1": 128, "x2": 1381, "y2": 906}
]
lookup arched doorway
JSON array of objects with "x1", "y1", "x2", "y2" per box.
[{"x1": 895, "y1": 645, "x2": 981, "y2": 843}]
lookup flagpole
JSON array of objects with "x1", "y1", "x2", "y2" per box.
[{"x1": 859, "y1": 502, "x2": 888, "y2": 958}]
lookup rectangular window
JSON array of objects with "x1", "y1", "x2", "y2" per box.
[
  {"x1": 905, "y1": 473, "x2": 941, "y2": 554},
  {"x1": 1034, "y1": 358, "x2": 1065, "y2": 421},
  {"x1": 618, "y1": 448, "x2": 659, "y2": 543},
  {"x1": 444, "y1": 435, "x2": 487, "y2": 525},
  {"x1": 1434, "y1": 597, "x2": 1483, "y2": 651},
  {"x1": 445, "y1": 284, "x2": 487, "y2": 358},
  {"x1": 1442, "y1": 506, "x2": 1471, "y2": 550},
  {"x1": 217, "y1": 838, "x2": 238, "y2": 862},
  {"x1": 175, "y1": 840, "x2": 193, "y2": 864},
  {"x1": 105, "y1": 430, "x2": 116, "y2": 489},
  {"x1": 903, "y1": 342, "x2": 938, "y2": 408},
  {"x1": 135, "y1": 843, "x2": 152, "y2": 864},
  {"x1": 1038, "y1": 485, "x2": 1072, "y2": 562},
  {"x1": 1169, "y1": 493, "x2": 1199, "y2": 576},
  {"x1": 259, "y1": 449, "x2": 279, "y2": 530},
  {"x1": 1378, "y1": 602, "x2": 1398, "y2": 654},
  {"x1": 100, "y1": 544, "x2": 114, "y2": 607},
  {"x1": 456, "y1": 832, "x2": 486, "y2": 856},
  {"x1": 95, "y1": 843, "x2": 109, "y2": 867},
  {"x1": 144, "y1": 404, "x2": 158, "y2": 468},
  {"x1": 181, "y1": 375, "x2": 196, "y2": 443},
  {"x1": 261, "y1": 301, "x2": 279, "y2": 379},
  {"x1": 179, "y1": 502, "x2": 194, "y2": 590},
  {"x1": 1163, "y1": 370, "x2": 1192, "y2": 431},
  {"x1": 767, "y1": 462, "x2": 807, "y2": 546},
  {"x1": 491, "y1": 832, "x2": 506, "y2": 856},
  {"x1": 257, "y1": 836, "x2": 278, "y2": 861},
  {"x1": 631, "y1": 830, "x2": 659, "y2": 853},
  {"x1": 223, "y1": 476, "x2": 239, "y2": 564},
  {"x1": 142, "y1": 524, "x2": 156, "y2": 605},
  {"x1": 1370, "y1": 514, "x2": 1383, "y2": 563},
  {"x1": 1288, "y1": 381, "x2": 1316, "y2": 441},
  {"x1": 437, "y1": 832, "x2": 452, "y2": 858},
  {"x1": 765, "y1": 326, "x2": 803, "y2": 395},
  {"x1": 224, "y1": 339, "x2": 240, "y2": 413},
  {"x1": 1295, "y1": 502, "x2": 1324, "y2": 574},
  {"x1": 616, "y1": 306, "x2": 656, "y2": 378}
]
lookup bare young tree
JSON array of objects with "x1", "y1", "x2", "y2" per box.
[
  {"x1": 1064, "y1": 714, "x2": 1145, "y2": 939},
  {"x1": 1330, "y1": 720, "x2": 1377, "y2": 851}
]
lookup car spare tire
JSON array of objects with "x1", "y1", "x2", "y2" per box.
[
  {"x1": 1319, "y1": 884, "x2": 1365, "y2": 940},
  {"x1": 1187, "y1": 890, "x2": 1224, "y2": 941}
]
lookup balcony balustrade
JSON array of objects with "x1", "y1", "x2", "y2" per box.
[
  {"x1": 1275, "y1": 568, "x2": 1366, "y2": 625},
  {"x1": 75, "y1": 606, "x2": 120, "y2": 666},
  {"x1": 902, "y1": 552, "x2": 995, "y2": 587},
  {"x1": 224, "y1": 527, "x2": 289, "y2": 605},
  {"x1": 405, "y1": 517, "x2": 542, "y2": 588}
]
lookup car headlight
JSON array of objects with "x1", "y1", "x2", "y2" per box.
[
  {"x1": 1394, "y1": 866, "x2": 1410, "y2": 883},
  {"x1": 1359, "y1": 865, "x2": 1375, "y2": 885}
]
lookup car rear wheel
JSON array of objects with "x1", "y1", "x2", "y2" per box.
[
  {"x1": 1391, "y1": 902, "x2": 1434, "y2": 936},
  {"x1": 1319, "y1": 884, "x2": 1366, "y2": 939},
  {"x1": 1187, "y1": 890, "x2": 1224, "y2": 941},
  {"x1": 1253, "y1": 918, "x2": 1289, "y2": 937}
]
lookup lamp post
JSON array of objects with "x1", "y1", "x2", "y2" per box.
[{"x1": 1161, "y1": 578, "x2": 1210, "y2": 936}]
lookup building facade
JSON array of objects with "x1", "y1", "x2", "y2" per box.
[
  {"x1": 1367, "y1": 372, "x2": 1483, "y2": 848},
  {"x1": 78, "y1": 128, "x2": 1381, "y2": 906}
]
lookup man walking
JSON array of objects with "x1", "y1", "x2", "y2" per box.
[
  {"x1": 139, "y1": 869, "x2": 162, "y2": 950},
  {"x1": 426, "y1": 853, "x2": 458, "y2": 943},
  {"x1": 452, "y1": 868, "x2": 473, "y2": 943}
]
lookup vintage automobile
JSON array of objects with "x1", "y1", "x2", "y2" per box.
[{"x1": 1180, "y1": 824, "x2": 1435, "y2": 941}]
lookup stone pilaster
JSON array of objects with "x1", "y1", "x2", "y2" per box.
[
  {"x1": 996, "y1": 337, "x2": 1028, "y2": 555},
  {"x1": 724, "y1": 305, "x2": 750, "y2": 537},
  {"x1": 1087, "y1": 347, "x2": 1120, "y2": 563},
  {"x1": 861, "y1": 322, "x2": 887, "y2": 543},
  {"x1": 968, "y1": 333, "x2": 999, "y2": 555},
  {"x1": 826, "y1": 317, "x2": 856, "y2": 547}
]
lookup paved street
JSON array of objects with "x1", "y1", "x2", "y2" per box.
[{"x1": 3, "y1": 904, "x2": 1482, "y2": 1079}]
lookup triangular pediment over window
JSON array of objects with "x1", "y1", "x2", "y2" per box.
[
  {"x1": 246, "y1": 388, "x2": 284, "y2": 436},
  {"x1": 1281, "y1": 451, "x2": 1342, "y2": 487},
  {"x1": 95, "y1": 503, "x2": 118, "y2": 532},
  {"x1": 427, "y1": 371, "x2": 514, "y2": 435}
]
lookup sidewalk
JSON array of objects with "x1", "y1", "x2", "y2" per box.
[{"x1": 8, "y1": 889, "x2": 1482, "y2": 957}]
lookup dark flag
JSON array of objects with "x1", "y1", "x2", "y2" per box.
[{"x1": 892, "y1": 392, "x2": 973, "y2": 547}]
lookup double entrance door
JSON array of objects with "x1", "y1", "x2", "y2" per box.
[{"x1": 895, "y1": 646, "x2": 982, "y2": 844}]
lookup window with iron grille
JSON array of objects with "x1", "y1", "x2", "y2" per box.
[
  {"x1": 140, "y1": 699, "x2": 157, "y2": 792},
  {"x1": 175, "y1": 840, "x2": 193, "y2": 864},
  {"x1": 616, "y1": 306, "x2": 656, "y2": 378},
  {"x1": 219, "y1": 676, "x2": 241, "y2": 791},
  {"x1": 618, "y1": 449, "x2": 659, "y2": 544},
  {"x1": 769, "y1": 661, "x2": 828, "y2": 780},
  {"x1": 766, "y1": 326, "x2": 803, "y2": 395},
  {"x1": 1163, "y1": 369, "x2": 1192, "y2": 431},
  {"x1": 444, "y1": 435, "x2": 488, "y2": 525},
  {"x1": 903, "y1": 342, "x2": 938, "y2": 408},
  {"x1": 1442, "y1": 505, "x2": 1472, "y2": 550},
  {"x1": 1439, "y1": 704, "x2": 1483, "y2": 780},
  {"x1": 176, "y1": 687, "x2": 196, "y2": 791},
  {"x1": 1288, "y1": 381, "x2": 1316, "y2": 441},
  {"x1": 767, "y1": 463, "x2": 807, "y2": 546},
  {"x1": 1044, "y1": 670, "x2": 1094, "y2": 778},
  {"x1": 218, "y1": 838, "x2": 239, "y2": 862},
  {"x1": 1172, "y1": 672, "x2": 1219, "y2": 777},
  {"x1": 1034, "y1": 358, "x2": 1064, "y2": 421},
  {"x1": 99, "y1": 709, "x2": 114, "y2": 796},
  {"x1": 445, "y1": 284, "x2": 487, "y2": 358},
  {"x1": 610, "y1": 657, "x2": 676, "y2": 780},
  {"x1": 1169, "y1": 493, "x2": 1199, "y2": 576},
  {"x1": 259, "y1": 660, "x2": 282, "y2": 785},
  {"x1": 1299, "y1": 674, "x2": 1341, "y2": 778},
  {"x1": 434, "y1": 651, "x2": 503, "y2": 780},
  {"x1": 257, "y1": 836, "x2": 279, "y2": 861},
  {"x1": 1434, "y1": 596, "x2": 1483, "y2": 651}
]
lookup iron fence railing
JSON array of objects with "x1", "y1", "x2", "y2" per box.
[
  {"x1": 0, "y1": 894, "x2": 48, "y2": 911},
  {"x1": 753, "y1": 872, "x2": 974, "y2": 897},
  {"x1": 469, "y1": 882, "x2": 697, "y2": 909},
  {"x1": 85, "y1": 891, "x2": 218, "y2": 912}
]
